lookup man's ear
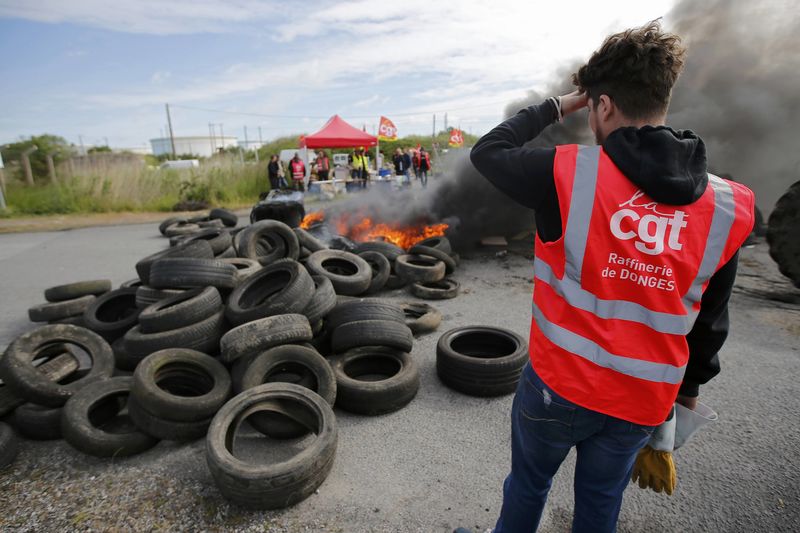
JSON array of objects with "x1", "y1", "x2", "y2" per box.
[{"x1": 597, "y1": 94, "x2": 614, "y2": 122}]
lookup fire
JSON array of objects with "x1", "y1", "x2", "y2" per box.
[
  {"x1": 300, "y1": 211, "x2": 324, "y2": 229},
  {"x1": 299, "y1": 211, "x2": 448, "y2": 250}
]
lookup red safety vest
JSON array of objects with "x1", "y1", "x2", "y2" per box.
[
  {"x1": 531, "y1": 144, "x2": 754, "y2": 426},
  {"x1": 290, "y1": 159, "x2": 305, "y2": 180}
]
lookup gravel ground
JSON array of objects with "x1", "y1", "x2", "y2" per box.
[{"x1": 0, "y1": 220, "x2": 798, "y2": 532}]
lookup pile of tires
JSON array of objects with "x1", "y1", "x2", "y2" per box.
[{"x1": 1, "y1": 209, "x2": 472, "y2": 509}]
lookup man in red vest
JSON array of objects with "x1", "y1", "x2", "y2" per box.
[
  {"x1": 288, "y1": 152, "x2": 306, "y2": 192},
  {"x1": 468, "y1": 21, "x2": 754, "y2": 533}
]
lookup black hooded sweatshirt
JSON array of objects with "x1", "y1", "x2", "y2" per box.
[{"x1": 470, "y1": 100, "x2": 737, "y2": 398}]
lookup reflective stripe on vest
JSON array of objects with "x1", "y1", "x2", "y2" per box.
[
  {"x1": 536, "y1": 146, "x2": 739, "y2": 341},
  {"x1": 532, "y1": 301, "x2": 686, "y2": 384}
]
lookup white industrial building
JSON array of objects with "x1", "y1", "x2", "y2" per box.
[{"x1": 150, "y1": 136, "x2": 239, "y2": 158}]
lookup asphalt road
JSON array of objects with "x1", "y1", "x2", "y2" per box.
[{"x1": 0, "y1": 221, "x2": 798, "y2": 532}]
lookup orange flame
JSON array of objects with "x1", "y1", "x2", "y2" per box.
[
  {"x1": 300, "y1": 211, "x2": 324, "y2": 229},
  {"x1": 300, "y1": 211, "x2": 448, "y2": 250}
]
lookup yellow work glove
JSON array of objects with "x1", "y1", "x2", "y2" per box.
[{"x1": 631, "y1": 445, "x2": 677, "y2": 495}]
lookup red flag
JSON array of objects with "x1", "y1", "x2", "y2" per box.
[
  {"x1": 378, "y1": 116, "x2": 398, "y2": 141},
  {"x1": 448, "y1": 129, "x2": 464, "y2": 148}
]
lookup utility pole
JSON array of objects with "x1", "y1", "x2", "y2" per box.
[
  {"x1": 432, "y1": 114, "x2": 436, "y2": 139},
  {"x1": 209, "y1": 123, "x2": 215, "y2": 154},
  {"x1": 256, "y1": 126, "x2": 263, "y2": 163},
  {"x1": 444, "y1": 112, "x2": 448, "y2": 132},
  {"x1": 104, "y1": 137, "x2": 109, "y2": 148},
  {"x1": 79, "y1": 135, "x2": 85, "y2": 157},
  {"x1": 0, "y1": 151, "x2": 7, "y2": 210},
  {"x1": 165, "y1": 103, "x2": 176, "y2": 158},
  {"x1": 244, "y1": 126, "x2": 249, "y2": 161},
  {"x1": 219, "y1": 124, "x2": 225, "y2": 149}
]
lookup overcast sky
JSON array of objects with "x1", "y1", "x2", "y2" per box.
[{"x1": 0, "y1": 0, "x2": 676, "y2": 149}]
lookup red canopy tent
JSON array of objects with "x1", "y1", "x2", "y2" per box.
[{"x1": 301, "y1": 115, "x2": 377, "y2": 148}]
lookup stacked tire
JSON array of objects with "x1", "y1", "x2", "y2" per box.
[{"x1": 325, "y1": 299, "x2": 419, "y2": 415}]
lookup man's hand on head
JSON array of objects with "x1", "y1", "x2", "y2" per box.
[{"x1": 560, "y1": 90, "x2": 589, "y2": 117}]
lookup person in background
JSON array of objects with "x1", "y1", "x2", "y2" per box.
[
  {"x1": 316, "y1": 150, "x2": 330, "y2": 181},
  {"x1": 403, "y1": 148, "x2": 413, "y2": 186},
  {"x1": 415, "y1": 147, "x2": 431, "y2": 188},
  {"x1": 411, "y1": 148, "x2": 420, "y2": 181},
  {"x1": 289, "y1": 152, "x2": 306, "y2": 192},
  {"x1": 351, "y1": 147, "x2": 368, "y2": 189},
  {"x1": 267, "y1": 155, "x2": 281, "y2": 190},
  {"x1": 393, "y1": 148, "x2": 410, "y2": 186}
]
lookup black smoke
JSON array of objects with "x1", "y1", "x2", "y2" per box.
[
  {"x1": 667, "y1": 0, "x2": 800, "y2": 213},
  {"x1": 319, "y1": 0, "x2": 798, "y2": 248}
]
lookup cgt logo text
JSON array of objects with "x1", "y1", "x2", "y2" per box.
[{"x1": 610, "y1": 190, "x2": 688, "y2": 256}]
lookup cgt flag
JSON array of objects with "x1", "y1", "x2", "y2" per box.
[
  {"x1": 378, "y1": 116, "x2": 398, "y2": 141},
  {"x1": 449, "y1": 128, "x2": 464, "y2": 147}
]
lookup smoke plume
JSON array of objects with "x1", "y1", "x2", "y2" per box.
[
  {"x1": 667, "y1": 0, "x2": 800, "y2": 213},
  {"x1": 320, "y1": 0, "x2": 797, "y2": 248}
]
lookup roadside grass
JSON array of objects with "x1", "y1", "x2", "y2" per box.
[{"x1": 0, "y1": 155, "x2": 267, "y2": 216}]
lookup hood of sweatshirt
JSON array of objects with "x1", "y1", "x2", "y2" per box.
[{"x1": 603, "y1": 126, "x2": 708, "y2": 205}]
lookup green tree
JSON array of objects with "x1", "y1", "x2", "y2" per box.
[
  {"x1": 0, "y1": 134, "x2": 74, "y2": 183},
  {"x1": 87, "y1": 145, "x2": 112, "y2": 154}
]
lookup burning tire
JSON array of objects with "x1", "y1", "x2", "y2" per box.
[
  {"x1": 357, "y1": 251, "x2": 391, "y2": 294},
  {"x1": 205, "y1": 383, "x2": 338, "y2": 509},
  {"x1": 237, "y1": 344, "x2": 336, "y2": 438},
  {"x1": 305, "y1": 250, "x2": 372, "y2": 296},
  {"x1": 767, "y1": 180, "x2": 800, "y2": 288},
  {"x1": 436, "y1": 326, "x2": 528, "y2": 397},
  {"x1": 331, "y1": 319, "x2": 414, "y2": 353},
  {"x1": 395, "y1": 254, "x2": 446, "y2": 283},
  {"x1": 400, "y1": 302, "x2": 443, "y2": 335},
  {"x1": 409, "y1": 279, "x2": 460, "y2": 300},
  {"x1": 61, "y1": 376, "x2": 159, "y2": 457},
  {"x1": 225, "y1": 259, "x2": 315, "y2": 326},
  {"x1": 329, "y1": 346, "x2": 419, "y2": 415}
]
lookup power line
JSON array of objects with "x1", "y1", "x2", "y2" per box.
[{"x1": 168, "y1": 97, "x2": 515, "y2": 121}]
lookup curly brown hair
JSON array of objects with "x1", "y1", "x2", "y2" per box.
[{"x1": 573, "y1": 20, "x2": 687, "y2": 120}]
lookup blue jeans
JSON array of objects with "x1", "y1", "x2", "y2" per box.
[{"x1": 495, "y1": 363, "x2": 654, "y2": 533}]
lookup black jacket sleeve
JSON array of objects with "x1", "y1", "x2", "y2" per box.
[
  {"x1": 679, "y1": 251, "x2": 739, "y2": 397},
  {"x1": 470, "y1": 101, "x2": 560, "y2": 212}
]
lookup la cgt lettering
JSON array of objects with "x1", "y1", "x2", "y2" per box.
[{"x1": 609, "y1": 208, "x2": 688, "y2": 256}]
